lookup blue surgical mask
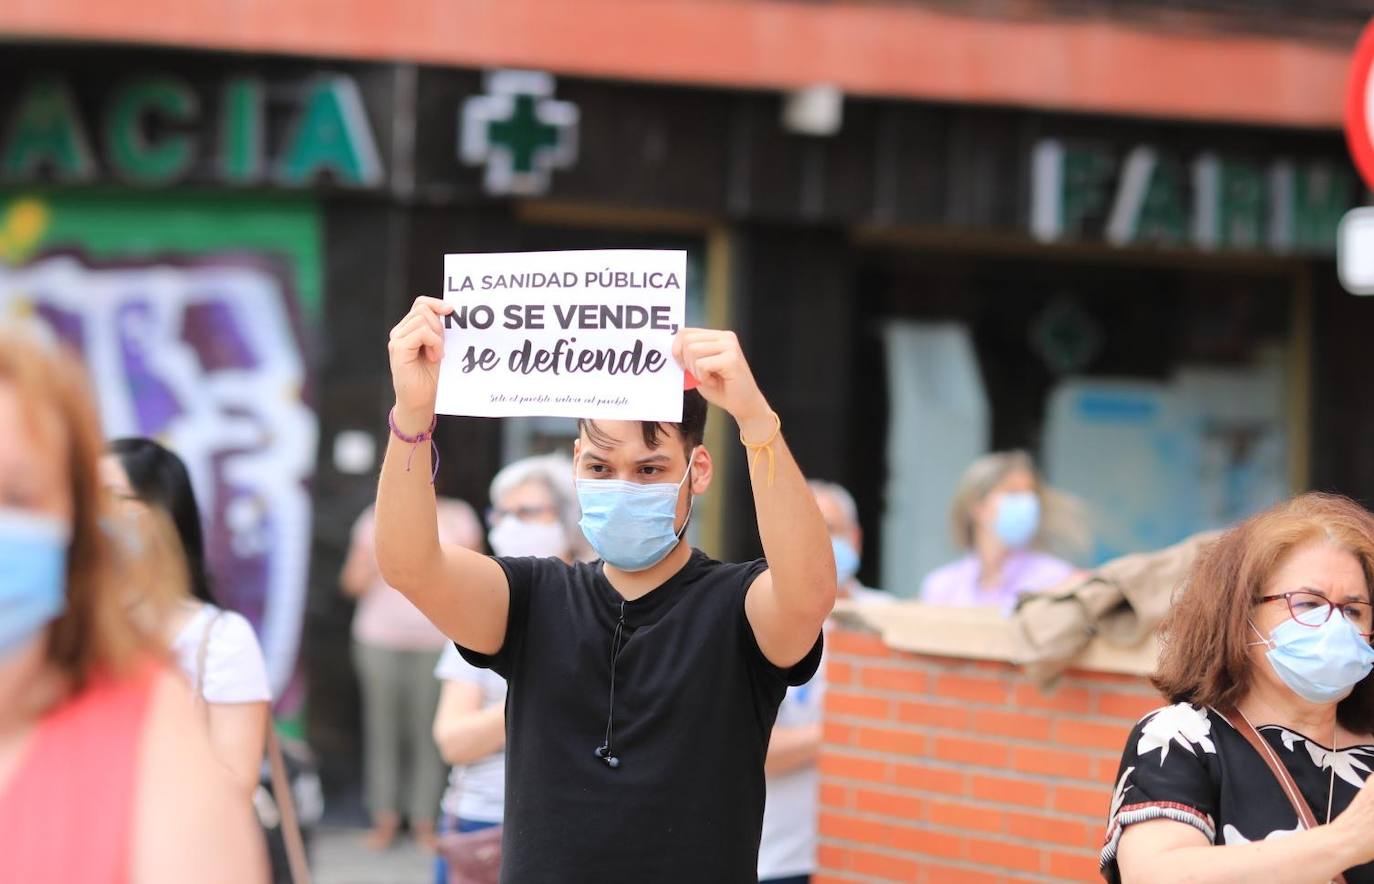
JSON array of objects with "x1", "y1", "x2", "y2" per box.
[
  {"x1": 99, "y1": 512, "x2": 144, "y2": 559},
  {"x1": 576, "y1": 449, "x2": 696, "y2": 572},
  {"x1": 832, "y1": 537, "x2": 860, "y2": 583},
  {"x1": 993, "y1": 492, "x2": 1040, "y2": 549},
  {"x1": 0, "y1": 508, "x2": 70, "y2": 658},
  {"x1": 1249, "y1": 615, "x2": 1374, "y2": 704}
]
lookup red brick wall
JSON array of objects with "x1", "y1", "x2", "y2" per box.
[{"x1": 817, "y1": 626, "x2": 1164, "y2": 883}]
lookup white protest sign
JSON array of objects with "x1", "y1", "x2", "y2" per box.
[{"x1": 435, "y1": 249, "x2": 687, "y2": 420}]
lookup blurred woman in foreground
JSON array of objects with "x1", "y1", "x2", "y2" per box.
[{"x1": 0, "y1": 324, "x2": 264, "y2": 883}]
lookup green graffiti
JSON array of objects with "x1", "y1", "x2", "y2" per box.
[
  {"x1": 221, "y1": 77, "x2": 265, "y2": 184},
  {"x1": 105, "y1": 75, "x2": 198, "y2": 185},
  {"x1": 277, "y1": 76, "x2": 382, "y2": 187},
  {"x1": 0, "y1": 195, "x2": 51, "y2": 264},
  {"x1": 0, "y1": 79, "x2": 96, "y2": 183},
  {"x1": 0, "y1": 190, "x2": 324, "y2": 316}
]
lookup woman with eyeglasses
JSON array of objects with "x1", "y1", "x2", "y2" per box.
[
  {"x1": 1102, "y1": 493, "x2": 1374, "y2": 884},
  {"x1": 341, "y1": 495, "x2": 485, "y2": 851},
  {"x1": 431, "y1": 453, "x2": 584, "y2": 884}
]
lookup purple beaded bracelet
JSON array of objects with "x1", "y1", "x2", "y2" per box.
[{"x1": 388, "y1": 408, "x2": 439, "y2": 484}]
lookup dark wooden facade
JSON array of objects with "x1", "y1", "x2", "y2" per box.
[{"x1": 6, "y1": 42, "x2": 1374, "y2": 803}]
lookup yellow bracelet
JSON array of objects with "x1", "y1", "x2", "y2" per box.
[{"x1": 739, "y1": 411, "x2": 782, "y2": 487}]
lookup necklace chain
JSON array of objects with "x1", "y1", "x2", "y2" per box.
[{"x1": 1237, "y1": 698, "x2": 1339, "y2": 826}]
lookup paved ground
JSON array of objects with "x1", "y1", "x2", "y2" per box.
[{"x1": 312, "y1": 827, "x2": 434, "y2": 884}]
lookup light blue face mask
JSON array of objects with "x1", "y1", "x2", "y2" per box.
[
  {"x1": 1249, "y1": 613, "x2": 1374, "y2": 704},
  {"x1": 576, "y1": 449, "x2": 696, "y2": 572},
  {"x1": 832, "y1": 537, "x2": 860, "y2": 583},
  {"x1": 0, "y1": 508, "x2": 71, "y2": 658},
  {"x1": 993, "y1": 492, "x2": 1040, "y2": 549},
  {"x1": 99, "y1": 513, "x2": 144, "y2": 559}
]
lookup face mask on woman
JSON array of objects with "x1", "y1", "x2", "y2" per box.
[
  {"x1": 488, "y1": 515, "x2": 569, "y2": 559},
  {"x1": 992, "y1": 492, "x2": 1040, "y2": 549},
  {"x1": 576, "y1": 448, "x2": 696, "y2": 572},
  {"x1": 0, "y1": 508, "x2": 70, "y2": 657},
  {"x1": 1249, "y1": 614, "x2": 1374, "y2": 704},
  {"x1": 832, "y1": 537, "x2": 860, "y2": 583}
]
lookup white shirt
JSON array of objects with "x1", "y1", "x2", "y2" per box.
[
  {"x1": 758, "y1": 584, "x2": 883, "y2": 880},
  {"x1": 758, "y1": 662, "x2": 826, "y2": 880},
  {"x1": 434, "y1": 643, "x2": 507, "y2": 824},
  {"x1": 171, "y1": 603, "x2": 273, "y2": 704}
]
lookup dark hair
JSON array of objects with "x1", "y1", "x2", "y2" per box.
[
  {"x1": 1152, "y1": 492, "x2": 1374, "y2": 735},
  {"x1": 107, "y1": 437, "x2": 216, "y2": 604},
  {"x1": 577, "y1": 389, "x2": 708, "y2": 454}
]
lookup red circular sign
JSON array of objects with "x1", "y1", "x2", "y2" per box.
[{"x1": 1346, "y1": 18, "x2": 1374, "y2": 193}]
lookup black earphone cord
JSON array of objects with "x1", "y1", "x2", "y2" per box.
[{"x1": 595, "y1": 600, "x2": 627, "y2": 769}]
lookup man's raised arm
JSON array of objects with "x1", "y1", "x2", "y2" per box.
[
  {"x1": 375, "y1": 296, "x2": 509, "y2": 655},
  {"x1": 673, "y1": 329, "x2": 837, "y2": 669}
]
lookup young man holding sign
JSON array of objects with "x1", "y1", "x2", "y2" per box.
[{"x1": 377, "y1": 295, "x2": 835, "y2": 883}]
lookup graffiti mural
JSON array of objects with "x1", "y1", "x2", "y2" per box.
[{"x1": 0, "y1": 193, "x2": 321, "y2": 710}]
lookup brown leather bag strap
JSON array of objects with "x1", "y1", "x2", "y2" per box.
[
  {"x1": 1218, "y1": 707, "x2": 1347, "y2": 884},
  {"x1": 267, "y1": 727, "x2": 312, "y2": 884},
  {"x1": 197, "y1": 608, "x2": 311, "y2": 883}
]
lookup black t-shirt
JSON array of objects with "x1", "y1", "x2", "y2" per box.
[
  {"x1": 456, "y1": 548, "x2": 823, "y2": 884},
  {"x1": 1101, "y1": 702, "x2": 1374, "y2": 882}
]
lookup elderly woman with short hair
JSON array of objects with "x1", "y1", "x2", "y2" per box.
[{"x1": 1102, "y1": 493, "x2": 1374, "y2": 884}]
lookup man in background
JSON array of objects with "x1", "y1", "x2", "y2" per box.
[{"x1": 758, "y1": 481, "x2": 887, "y2": 884}]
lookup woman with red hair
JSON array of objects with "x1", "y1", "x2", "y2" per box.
[
  {"x1": 1103, "y1": 493, "x2": 1374, "y2": 883},
  {"x1": 0, "y1": 325, "x2": 265, "y2": 883}
]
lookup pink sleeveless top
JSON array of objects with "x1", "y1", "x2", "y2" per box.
[{"x1": 0, "y1": 659, "x2": 159, "y2": 884}]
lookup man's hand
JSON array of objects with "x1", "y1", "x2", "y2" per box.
[
  {"x1": 672, "y1": 328, "x2": 771, "y2": 429},
  {"x1": 387, "y1": 296, "x2": 452, "y2": 432},
  {"x1": 376, "y1": 294, "x2": 509, "y2": 656},
  {"x1": 673, "y1": 328, "x2": 833, "y2": 669}
]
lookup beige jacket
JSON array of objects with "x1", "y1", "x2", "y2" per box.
[{"x1": 1011, "y1": 530, "x2": 1222, "y2": 688}]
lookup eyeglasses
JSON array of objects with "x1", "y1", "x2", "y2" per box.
[
  {"x1": 486, "y1": 505, "x2": 557, "y2": 527},
  {"x1": 1257, "y1": 590, "x2": 1374, "y2": 636}
]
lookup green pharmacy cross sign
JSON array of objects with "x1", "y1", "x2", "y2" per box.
[{"x1": 461, "y1": 70, "x2": 579, "y2": 196}]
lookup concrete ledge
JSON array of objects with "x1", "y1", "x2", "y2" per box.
[{"x1": 832, "y1": 598, "x2": 1158, "y2": 677}]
